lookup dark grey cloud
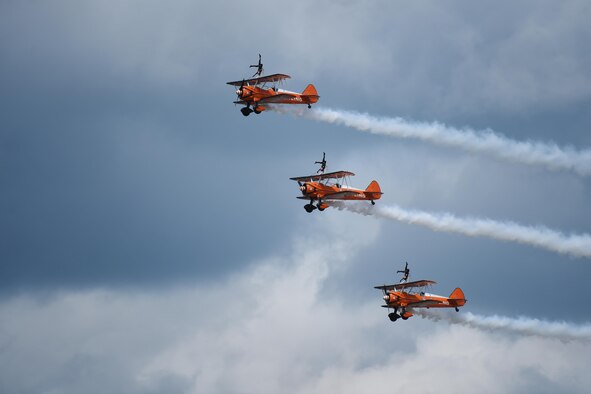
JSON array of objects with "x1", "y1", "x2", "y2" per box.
[{"x1": 1, "y1": 0, "x2": 591, "y2": 304}]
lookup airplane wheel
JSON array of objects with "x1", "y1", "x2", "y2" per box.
[
  {"x1": 241, "y1": 107, "x2": 252, "y2": 116},
  {"x1": 401, "y1": 315, "x2": 409, "y2": 320},
  {"x1": 371, "y1": 200, "x2": 375, "y2": 205},
  {"x1": 304, "y1": 204, "x2": 316, "y2": 213},
  {"x1": 317, "y1": 204, "x2": 325, "y2": 212},
  {"x1": 455, "y1": 307, "x2": 459, "y2": 312},
  {"x1": 307, "y1": 104, "x2": 311, "y2": 109},
  {"x1": 254, "y1": 108, "x2": 262, "y2": 114},
  {"x1": 388, "y1": 312, "x2": 399, "y2": 322}
]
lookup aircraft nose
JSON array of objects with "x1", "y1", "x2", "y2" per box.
[{"x1": 383, "y1": 294, "x2": 389, "y2": 302}]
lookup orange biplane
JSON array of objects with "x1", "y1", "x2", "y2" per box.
[
  {"x1": 375, "y1": 263, "x2": 466, "y2": 322},
  {"x1": 290, "y1": 154, "x2": 382, "y2": 213},
  {"x1": 226, "y1": 56, "x2": 319, "y2": 116}
]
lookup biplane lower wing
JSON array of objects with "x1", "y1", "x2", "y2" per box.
[
  {"x1": 381, "y1": 300, "x2": 443, "y2": 308},
  {"x1": 322, "y1": 191, "x2": 364, "y2": 200},
  {"x1": 406, "y1": 299, "x2": 444, "y2": 308},
  {"x1": 258, "y1": 93, "x2": 299, "y2": 104}
]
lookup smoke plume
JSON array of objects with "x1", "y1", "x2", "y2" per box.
[
  {"x1": 416, "y1": 310, "x2": 591, "y2": 342},
  {"x1": 272, "y1": 106, "x2": 591, "y2": 176},
  {"x1": 334, "y1": 203, "x2": 591, "y2": 258}
]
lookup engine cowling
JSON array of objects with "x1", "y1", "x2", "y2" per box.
[{"x1": 383, "y1": 293, "x2": 398, "y2": 303}]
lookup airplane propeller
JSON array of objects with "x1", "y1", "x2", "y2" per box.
[{"x1": 236, "y1": 79, "x2": 246, "y2": 99}]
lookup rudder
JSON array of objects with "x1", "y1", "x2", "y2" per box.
[
  {"x1": 365, "y1": 180, "x2": 383, "y2": 200},
  {"x1": 449, "y1": 288, "x2": 466, "y2": 306},
  {"x1": 302, "y1": 84, "x2": 319, "y2": 104},
  {"x1": 302, "y1": 84, "x2": 318, "y2": 97}
]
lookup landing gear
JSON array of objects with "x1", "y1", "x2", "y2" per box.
[
  {"x1": 253, "y1": 106, "x2": 263, "y2": 114},
  {"x1": 304, "y1": 203, "x2": 317, "y2": 213},
  {"x1": 307, "y1": 104, "x2": 311, "y2": 109},
  {"x1": 317, "y1": 201, "x2": 325, "y2": 211},
  {"x1": 455, "y1": 307, "x2": 459, "y2": 312},
  {"x1": 241, "y1": 107, "x2": 253, "y2": 117},
  {"x1": 371, "y1": 200, "x2": 375, "y2": 205},
  {"x1": 388, "y1": 307, "x2": 400, "y2": 322}
]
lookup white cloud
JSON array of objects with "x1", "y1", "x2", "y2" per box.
[{"x1": 1, "y1": 219, "x2": 590, "y2": 393}]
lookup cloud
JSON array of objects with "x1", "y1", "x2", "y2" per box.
[{"x1": 1, "y1": 222, "x2": 590, "y2": 393}]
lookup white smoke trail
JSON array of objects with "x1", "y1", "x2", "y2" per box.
[
  {"x1": 271, "y1": 106, "x2": 591, "y2": 176},
  {"x1": 415, "y1": 310, "x2": 591, "y2": 342},
  {"x1": 333, "y1": 203, "x2": 591, "y2": 258}
]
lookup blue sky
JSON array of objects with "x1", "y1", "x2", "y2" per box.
[{"x1": 2, "y1": 1, "x2": 591, "y2": 392}]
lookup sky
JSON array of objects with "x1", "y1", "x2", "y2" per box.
[{"x1": 1, "y1": 0, "x2": 591, "y2": 393}]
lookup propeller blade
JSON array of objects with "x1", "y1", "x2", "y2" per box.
[{"x1": 236, "y1": 79, "x2": 245, "y2": 99}]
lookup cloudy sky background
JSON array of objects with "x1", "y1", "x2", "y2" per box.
[{"x1": 2, "y1": 0, "x2": 591, "y2": 392}]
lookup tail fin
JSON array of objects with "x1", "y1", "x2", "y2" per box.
[
  {"x1": 449, "y1": 287, "x2": 465, "y2": 299},
  {"x1": 302, "y1": 84, "x2": 319, "y2": 105},
  {"x1": 302, "y1": 84, "x2": 318, "y2": 97},
  {"x1": 365, "y1": 180, "x2": 383, "y2": 200},
  {"x1": 449, "y1": 288, "x2": 466, "y2": 307}
]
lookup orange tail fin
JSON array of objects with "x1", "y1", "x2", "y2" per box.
[
  {"x1": 302, "y1": 84, "x2": 318, "y2": 96},
  {"x1": 302, "y1": 84, "x2": 319, "y2": 104},
  {"x1": 449, "y1": 288, "x2": 466, "y2": 306},
  {"x1": 365, "y1": 180, "x2": 383, "y2": 200}
]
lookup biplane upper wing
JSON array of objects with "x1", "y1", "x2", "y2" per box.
[
  {"x1": 374, "y1": 280, "x2": 437, "y2": 291},
  {"x1": 290, "y1": 171, "x2": 355, "y2": 183},
  {"x1": 226, "y1": 73, "x2": 291, "y2": 86}
]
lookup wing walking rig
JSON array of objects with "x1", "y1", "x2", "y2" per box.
[
  {"x1": 375, "y1": 263, "x2": 467, "y2": 322},
  {"x1": 227, "y1": 55, "x2": 319, "y2": 116},
  {"x1": 290, "y1": 154, "x2": 382, "y2": 213}
]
